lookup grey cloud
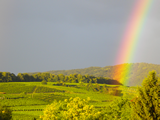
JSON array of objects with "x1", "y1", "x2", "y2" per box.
[
  {"x1": 0, "y1": 0, "x2": 160, "y2": 74},
  {"x1": 12, "y1": 0, "x2": 136, "y2": 25}
]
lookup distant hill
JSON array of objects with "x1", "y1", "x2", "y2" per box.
[{"x1": 29, "y1": 63, "x2": 160, "y2": 86}]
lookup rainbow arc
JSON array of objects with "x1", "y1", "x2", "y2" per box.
[{"x1": 113, "y1": 0, "x2": 153, "y2": 86}]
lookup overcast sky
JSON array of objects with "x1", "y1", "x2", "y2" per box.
[{"x1": 0, "y1": 0, "x2": 160, "y2": 75}]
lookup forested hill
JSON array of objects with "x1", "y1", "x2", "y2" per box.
[
  {"x1": 34, "y1": 63, "x2": 160, "y2": 86},
  {"x1": 0, "y1": 63, "x2": 160, "y2": 86}
]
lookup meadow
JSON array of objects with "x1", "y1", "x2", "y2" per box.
[{"x1": 0, "y1": 82, "x2": 137, "y2": 120}]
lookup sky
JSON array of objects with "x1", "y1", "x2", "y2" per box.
[{"x1": 0, "y1": 0, "x2": 160, "y2": 75}]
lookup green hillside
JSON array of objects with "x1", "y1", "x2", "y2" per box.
[
  {"x1": 0, "y1": 82, "x2": 125, "y2": 119},
  {"x1": 38, "y1": 63, "x2": 160, "y2": 86}
]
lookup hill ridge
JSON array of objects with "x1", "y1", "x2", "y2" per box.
[{"x1": 28, "y1": 62, "x2": 160, "y2": 86}]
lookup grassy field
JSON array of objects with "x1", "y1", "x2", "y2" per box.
[{"x1": 0, "y1": 82, "x2": 137, "y2": 119}]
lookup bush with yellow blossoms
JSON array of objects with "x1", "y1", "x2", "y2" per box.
[{"x1": 41, "y1": 97, "x2": 105, "y2": 120}]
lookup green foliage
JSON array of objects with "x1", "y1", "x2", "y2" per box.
[
  {"x1": 0, "y1": 82, "x2": 134, "y2": 119},
  {"x1": 104, "y1": 97, "x2": 131, "y2": 120},
  {"x1": 2, "y1": 63, "x2": 160, "y2": 86},
  {"x1": 41, "y1": 97, "x2": 105, "y2": 120},
  {"x1": 0, "y1": 71, "x2": 121, "y2": 85},
  {"x1": 29, "y1": 63, "x2": 160, "y2": 86},
  {"x1": 41, "y1": 80, "x2": 47, "y2": 85},
  {"x1": 0, "y1": 72, "x2": 16, "y2": 82},
  {"x1": 33, "y1": 93, "x2": 69, "y2": 103},
  {"x1": 12, "y1": 111, "x2": 43, "y2": 120},
  {"x1": 20, "y1": 91, "x2": 27, "y2": 97},
  {"x1": 0, "y1": 97, "x2": 47, "y2": 107},
  {"x1": 0, "y1": 104, "x2": 12, "y2": 120},
  {"x1": 131, "y1": 71, "x2": 160, "y2": 120},
  {"x1": 0, "y1": 84, "x2": 35, "y2": 94},
  {"x1": 35, "y1": 86, "x2": 65, "y2": 93}
]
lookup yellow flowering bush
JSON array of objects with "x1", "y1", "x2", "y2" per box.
[{"x1": 41, "y1": 97, "x2": 103, "y2": 120}]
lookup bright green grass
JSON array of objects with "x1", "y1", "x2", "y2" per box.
[
  {"x1": 12, "y1": 111, "x2": 43, "y2": 120},
  {"x1": 0, "y1": 83, "x2": 35, "y2": 94},
  {"x1": 32, "y1": 93, "x2": 70, "y2": 103},
  {"x1": 35, "y1": 86, "x2": 65, "y2": 93},
  {"x1": 0, "y1": 97, "x2": 47, "y2": 107},
  {"x1": 10, "y1": 105, "x2": 46, "y2": 110},
  {"x1": 61, "y1": 91, "x2": 118, "y2": 102},
  {"x1": 0, "y1": 82, "x2": 136, "y2": 119},
  {"x1": 51, "y1": 85, "x2": 89, "y2": 93},
  {"x1": 0, "y1": 93, "x2": 21, "y2": 98}
]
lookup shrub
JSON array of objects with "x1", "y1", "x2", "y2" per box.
[
  {"x1": 41, "y1": 97, "x2": 104, "y2": 120},
  {"x1": 41, "y1": 80, "x2": 47, "y2": 85}
]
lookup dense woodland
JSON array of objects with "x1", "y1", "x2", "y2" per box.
[{"x1": 30, "y1": 63, "x2": 160, "y2": 86}]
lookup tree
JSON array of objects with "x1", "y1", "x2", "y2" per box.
[
  {"x1": 93, "y1": 78, "x2": 97, "y2": 83},
  {"x1": 131, "y1": 71, "x2": 160, "y2": 120},
  {"x1": 2, "y1": 72, "x2": 12, "y2": 82},
  {"x1": 104, "y1": 97, "x2": 131, "y2": 120},
  {"x1": 17, "y1": 73, "x2": 25, "y2": 81},
  {"x1": 58, "y1": 74, "x2": 65, "y2": 82},
  {"x1": 53, "y1": 75, "x2": 58, "y2": 82},
  {"x1": 23, "y1": 73, "x2": 31, "y2": 81}
]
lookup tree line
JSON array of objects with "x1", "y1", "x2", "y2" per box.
[
  {"x1": 0, "y1": 72, "x2": 121, "y2": 85},
  {"x1": 35, "y1": 63, "x2": 160, "y2": 86}
]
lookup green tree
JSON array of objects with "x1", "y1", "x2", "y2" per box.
[
  {"x1": 93, "y1": 78, "x2": 97, "y2": 83},
  {"x1": 2, "y1": 72, "x2": 12, "y2": 82},
  {"x1": 48, "y1": 74, "x2": 55, "y2": 82},
  {"x1": 77, "y1": 74, "x2": 82, "y2": 83},
  {"x1": 104, "y1": 97, "x2": 131, "y2": 120},
  {"x1": 41, "y1": 72, "x2": 50, "y2": 81},
  {"x1": 23, "y1": 73, "x2": 31, "y2": 81},
  {"x1": 17, "y1": 73, "x2": 25, "y2": 81},
  {"x1": 53, "y1": 75, "x2": 59, "y2": 82},
  {"x1": 64, "y1": 76, "x2": 68, "y2": 82},
  {"x1": 131, "y1": 71, "x2": 160, "y2": 120},
  {"x1": 58, "y1": 74, "x2": 65, "y2": 82}
]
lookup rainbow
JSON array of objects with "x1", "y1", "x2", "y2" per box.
[{"x1": 113, "y1": 0, "x2": 153, "y2": 86}]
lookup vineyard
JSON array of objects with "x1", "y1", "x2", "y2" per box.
[{"x1": 0, "y1": 82, "x2": 137, "y2": 120}]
